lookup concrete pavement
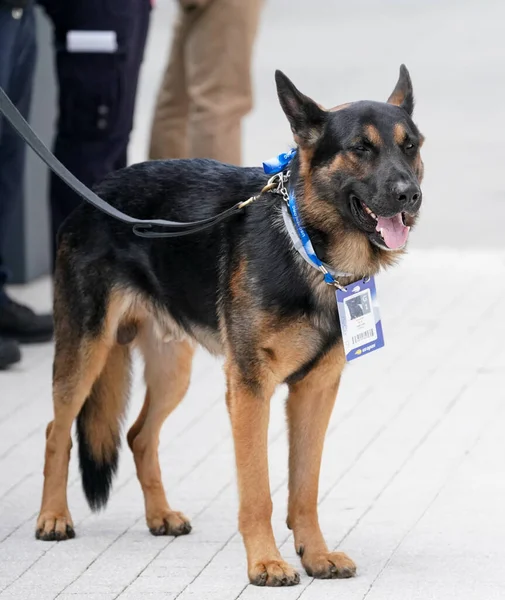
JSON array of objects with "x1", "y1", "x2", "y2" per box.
[{"x1": 2, "y1": 249, "x2": 505, "y2": 600}]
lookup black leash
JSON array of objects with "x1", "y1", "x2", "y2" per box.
[{"x1": 0, "y1": 87, "x2": 269, "y2": 238}]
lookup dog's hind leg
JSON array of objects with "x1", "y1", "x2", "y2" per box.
[
  {"x1": 128, "y1": 328, "x2": 194, "y2": 536},
  {"x1": 286, "y1": 343, "x2": 356, "y2": 579},
  {"x1": 36, "y1": 333, "x2": 112, "y2": 541},
  {"x1": 36, "y1": 283, "x2": 132, "y2": 541}
]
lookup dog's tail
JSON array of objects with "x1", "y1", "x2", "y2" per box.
[{"x1": 76, "y1": 344, "x2": 131, "y2": 511}]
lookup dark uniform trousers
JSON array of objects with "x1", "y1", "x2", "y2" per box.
[
  {"x1": 39, "y1": 0, "x2": 151, "y2": 262},
  {"x1": 0, "y1": 1, "x2": 36, "y2": 294}
]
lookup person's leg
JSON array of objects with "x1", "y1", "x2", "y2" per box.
[
  {"x1": 122, "y1": 0, "x2": 151, "y2": 145},
  {"x1": 0, "y1": 4, "x2": 52, "y2": 360},
  {"x1": 185, "y1": 0, "x2": 264, "y2": 165},
  {"x1": 0, "y1": 4, "x2": 35, "y2": 300},
  {"x1": 148, "y1": 10, "x2": 191, "y2": 159},
  {"x1": 0, "y1": 9, "x2": 17, "y2": 319},
  {"x1": 47, "y1": 0, "x2": 151, "y2": 261}
]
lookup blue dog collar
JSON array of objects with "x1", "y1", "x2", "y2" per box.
[
  {"x1": 263, "y1": 150, "x2": 352, "y2": 288},
  {"x1": 286, "y1": 190, "x2": 352, "y2": 286},
  {"x1": 287, "y1": 190, "x2": 335, "y2": 285}
]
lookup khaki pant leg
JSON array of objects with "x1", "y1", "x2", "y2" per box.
[
  {"x1": 149, "y1": 11, "x2": 192, "y2": 159},
  {"x1": 185, "y1": 0, "x2": 263, "y2": 165}
]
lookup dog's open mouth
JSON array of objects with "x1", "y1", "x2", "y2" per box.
[{"x1": 350, "y1": 195, "x2": 410, "y2": 250}]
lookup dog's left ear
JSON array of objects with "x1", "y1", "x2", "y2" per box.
[
  {"x1": 387, "y1": 64, "x2": 414, "y2": 115},
  {"x1": 275, "y1": 70, "x2": 327, "y2": 146}
]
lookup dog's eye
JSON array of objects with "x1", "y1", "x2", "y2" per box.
[
  {"x1": 353, "y1": 145, "x2": 368, "y2": 153},
  {"x1": 405, "y1": 143, "x2": 416, "y2": 152}
]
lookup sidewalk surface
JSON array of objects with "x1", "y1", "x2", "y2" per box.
[{"x1": 2, "y1": 1, "x2": 505, "y2": 599}]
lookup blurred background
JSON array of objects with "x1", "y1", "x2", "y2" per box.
[
  {"x1": 1, "y1": 1, "x2": 505, "y2": 599},
  {"x1": 138, "y1": 0, "x2": 504, "y2": 248}
]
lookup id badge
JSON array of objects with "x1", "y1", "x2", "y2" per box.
[{"x1": 336, "y1": 276, "x2": 384, "y2": 361}]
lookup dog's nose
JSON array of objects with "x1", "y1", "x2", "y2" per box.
[{"x1": 394, "y1": 180, "x2": 422, "y2": 211}]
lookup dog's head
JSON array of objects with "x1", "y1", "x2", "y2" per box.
[{"x1": 276, "y1": 65, "x2": 424, "y2": 255}]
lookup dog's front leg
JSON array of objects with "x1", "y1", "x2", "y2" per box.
[
  {"x1": 226, "y1": 362, "x2": 300, "y2": 587},
  {"x1": 286, "y1": 343, "x2": 357, "y2": 580}
]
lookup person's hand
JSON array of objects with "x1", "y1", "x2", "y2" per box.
[{"x1": 177, "y1": 0, "x2": 212, "y2": 11}]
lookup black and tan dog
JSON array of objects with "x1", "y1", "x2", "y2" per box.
[{"x1": 36, "y1": 65, "x2": 424, "y2": 586}]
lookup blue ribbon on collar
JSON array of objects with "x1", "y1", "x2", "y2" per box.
[{"x1": 262, "y1": 148, "x2": 297, "y2": 175}]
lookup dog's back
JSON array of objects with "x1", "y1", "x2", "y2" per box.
[
  {"x1": 67, "y1": 158, "x2": 268, "y2": 233},
  {"x1": 58, "y1": 158, "x2": 269, "y2": 335}
]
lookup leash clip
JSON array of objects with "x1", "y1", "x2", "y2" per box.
[
  {"x1": 331, "y1": 280, "x2": 348, "y2": 292},
  {"x1": 256, "y1": 170, "x2": 291, "y2": 203},
  {"x1": 320, "y1": 264, "x2": 347, "y2": 292},
  {"x1": 274, "y1": 170, "x2": 290, "y2": 204}
]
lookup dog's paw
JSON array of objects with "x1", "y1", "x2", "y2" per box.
[
  {"x1": 148, "y1": 510, "x2": 192, "y2": 537},
  {"x1": 249, "y1": 559, "x2": 300, "y2": 587},
  {"x1": 36, "y1": 513, "x2": 75, "y2": 541},
  {"x1": 302, "y1": 551, "x2": 356, "y2": 579}
]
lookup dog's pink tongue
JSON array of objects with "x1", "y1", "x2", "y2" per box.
[{"x1": 376, "y1": 214, "x2": 409, "y2": 249}]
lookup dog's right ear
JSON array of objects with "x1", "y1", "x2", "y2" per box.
[
  {"x1": 275, "y1": 70, "x2": 327, "y2": 147},
  {"x1": 387, "y1": 64, "x2": 414, "y2": 115}
]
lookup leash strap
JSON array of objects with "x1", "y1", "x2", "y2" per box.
[{"x1": 0, "y1": 86, "x2": 251, "y2": 238}]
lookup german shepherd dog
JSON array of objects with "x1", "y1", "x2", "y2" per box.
[{"x1": 36, "y1": 65, "x2": 424, "y2": 586}]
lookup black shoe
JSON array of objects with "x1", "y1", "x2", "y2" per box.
[
  {"x1": 0, "y1": 336, "x2": 21, "y2": 369},
  {"x1": 0, "y1": 297, "x2": 53, "y2": 343}
]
